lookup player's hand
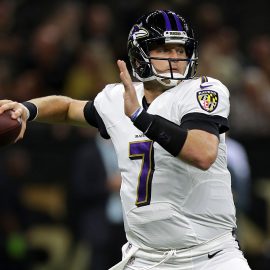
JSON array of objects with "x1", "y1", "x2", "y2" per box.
[
  {"x1": 117, "y1": 60, "x2": 140, "y2": 117},
  {"x1": 0, "y1": 100, "x2": 28, "y2": 141}
]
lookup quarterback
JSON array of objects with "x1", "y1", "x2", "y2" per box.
[{"x1": 0, "y1": 10, "x2": 251, "y2": 270}]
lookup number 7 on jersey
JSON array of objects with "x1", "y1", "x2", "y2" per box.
[{"x1": 129, "y1": 140, "x2": 155, "y2": 207}]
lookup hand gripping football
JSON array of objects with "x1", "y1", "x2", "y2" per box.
[{"x1": 0, "y1": 110, "x2": 22, "y2": 147}]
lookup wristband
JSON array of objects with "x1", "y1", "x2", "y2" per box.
[
  {"x1": 133, "y1": 110, "x2": 187, "y2": 156},
  {"x1": 130, "y1": 107, "x2": 143, "y2": 122},
  {"x1": 21, "y1": 101, "x2": 38, "y2": 121}
]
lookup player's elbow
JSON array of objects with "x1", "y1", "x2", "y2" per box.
[
  {"x1": 195, "y1": 155, "x2": 216, "y2": 170},
  {"x1": 180, "y1": 130, "x2": 219, "y2": 170},
  {"x1": 194, "y1": 150, "x2": 217, "y2": 170}
]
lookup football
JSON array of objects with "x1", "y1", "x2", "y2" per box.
[{"x1": 0, "y1": 110, "x2": 22, "y2": 147}]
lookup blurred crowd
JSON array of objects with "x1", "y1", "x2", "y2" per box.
[{"x1": 0, "y1": 0, "x2": 270, "y2": 269}]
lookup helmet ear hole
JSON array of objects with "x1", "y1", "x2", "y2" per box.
[
  {"x1": 132, "y1": 58, "x2": 152, "y2": 79},
  {"x1": 140, "y1": 63, "x2": 152, "y2": 78},
  {"x1": 129, "y1": 47, "x2": 152, "y2": 79}
]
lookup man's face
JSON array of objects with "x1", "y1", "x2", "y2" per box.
[{"x1": 149, "y1": 43, "x2": 188, "y2": 76}]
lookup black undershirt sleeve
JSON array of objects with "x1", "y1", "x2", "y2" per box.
[
  {"x1": 83, "y1": 101, "x2": 110, "y2": 139},
  {"x1": 180, "y1": 112, "x2": 229, "y2": 138}
]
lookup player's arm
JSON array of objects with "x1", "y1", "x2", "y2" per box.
[
  {"x1": 130, "y1": 109, "x2": 219, "y2": 170},
  {"x1": 27, "y1": 96, "x2": 110, "y2": 139},
  {"x1": 0, "y1": 96, "x2": 88, "y2": 125},
  {"x1": 25, "y1": 95, "x2": 88, "y2": 126},
  {"x1": 134, "y1": 113, "x2": 218, "y2": 170},
  {"x1": 0, "y1": 96, "x2": 92, "y2": 141},
  {"x1": 179, "y1": 129, "x2": 218, "y2": 170}
]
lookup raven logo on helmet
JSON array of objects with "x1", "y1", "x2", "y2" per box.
[
  {"x1": 129, "y1": 25, "x2": 149, "y2": 42},
  {"x1": 133, "y1": 27, "x2": 149, "y2": 40}
]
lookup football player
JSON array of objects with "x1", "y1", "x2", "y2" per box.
[{"x1": 0, "y1": 10, "x2": 251, "y2": 270}]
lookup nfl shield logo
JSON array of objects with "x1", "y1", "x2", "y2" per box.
[{"x1": 197, "y1": 90, "x2": 218, "y2": 112}]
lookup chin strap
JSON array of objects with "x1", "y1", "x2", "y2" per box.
[
  {"x1": 156, "y1": 74, "x2": 182, "y2": 87},
  {"x1": 135, "y1": 59, "x2": 192, "y2": 87},
  {"x1": 151, "y1": 64, "x2": 185, "y2": 87}
]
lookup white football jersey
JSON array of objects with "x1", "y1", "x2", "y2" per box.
[{"x1": 93, "y1": 77, "x2": 236, "y2": 250}]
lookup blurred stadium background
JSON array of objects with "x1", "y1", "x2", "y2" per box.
[{"x1": 0, "y1": 0, "x2": 270, "y2": 269}]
